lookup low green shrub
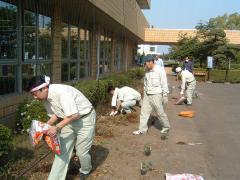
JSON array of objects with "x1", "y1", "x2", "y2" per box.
[
  {"x1": 208, "y1": 69, "x2": 240, "y2": 83},
  {"x1": 0, "y1": 124, "x2": 13, "y2": 176},
  {"x1": 209, "y1": 70, "x2": 226, "y2": 82},
  {"x1": 230, "y1": 64, "x2": 240, "y2": 69},
  {"x1": 126, "y1": 67, "x2": 145, "y2": 80},
  {"x1": 74, "y1": 80, "x2": 109, "y2": 106},
  {"x1": 228, "y1": 70, "x2": 240, "y2": 83},
  {"x1": 16, "y1": 100, "x2": 48, "y2": 131},
  {"x1": 74, "y1": 68, "x2": 144, "y2": 106},
  {"x1": 16, "y1": 68, "x2": 144, "y2": 129}
]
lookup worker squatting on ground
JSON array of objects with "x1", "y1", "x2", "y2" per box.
[
  {"x1": 108, "y1": 86, "x2": 142, "y2": 116},
  {"x1": 28, "y1": 75, "x2": 96, "y2": 180},
  {"x1": 133, "y1": 54, "x2": 170, "y2": 137},
  {"x1": 175, "y1": 67, "x2": 196, "y2": 105}
]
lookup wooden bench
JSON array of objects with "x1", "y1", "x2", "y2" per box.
[{"x1": 193, "y1": 71, "x2": 207, "y2": 81}]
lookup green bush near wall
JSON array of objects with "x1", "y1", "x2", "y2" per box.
[
  {"x1": 228, "y1": 70, "x2": 240, "y2": 83},
  {"x1": 209, "y1": 70, "x2": 226, "y2": 83},
  {"x1": 230, "y1": 64, "x2": 240, "y2": 70},
  {"x1": 193, "y1": 68, "x2": 240, "y2": 83},
  {"x1": 74, "y1": 67, "x2": 144, "y2": 106},
  {"x1": 0, "y1": 124, "x2": 13, "y2": 176},
  {"x1": 16, "y1": 100, "x2": 48, "y2": 131},
  {"x1": 16, "y1": 68, "x2": 145, "y2": 129}
]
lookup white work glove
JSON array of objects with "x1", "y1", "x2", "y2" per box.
[
  {"x1": 110, "y1": 110, "x2": 118, "y2": 116},
  {"x1": 162, "y1": 95, "x2": 168, "y2": 108},
  {"x1": 180, "y1": 91, "x2": 184, "y2": 96}
]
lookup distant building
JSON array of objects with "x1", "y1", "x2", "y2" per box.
[{"x1": 138, "y1": 44, "x2": 160, "y2": 55}]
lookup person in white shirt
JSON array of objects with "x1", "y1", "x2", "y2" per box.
[
  {"x1": 175, "y1": 67, "x2": 196, "y2": 105},
  {"x1": 133, "y1": 54, "x2": 170, "y2": 138},
  {"x1": 108, "y1": 86, "x2": 141, "y2": 115},
  {"x1": 154, "y1": 55, "x2": 164, "y2": 67},
  {"x1": 28, "y1": 75, "x2": 95, "y2": 180}
]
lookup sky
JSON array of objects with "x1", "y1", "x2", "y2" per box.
[{"x1": 142, "y1": 0, "x2": 240, "y2": 54}]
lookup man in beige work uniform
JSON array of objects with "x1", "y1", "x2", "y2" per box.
[
  {"x1": 108, "y1": 86, "x2": 141, "y2": 115},
  {"x1": 133, "y1": 55, "x2": 170, "y2": 138},
  {"x1": 175, "y1": 67, "x2": 196, "y2": 105},
  {"x1": 28, "y1": 75, "x2": 95, "y2": 180}
]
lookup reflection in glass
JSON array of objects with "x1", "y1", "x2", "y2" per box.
[
  {"x1": 61, "y1": 63, "x2": 68, "y2": 81},
  {"x1": 0, "y1": 1, "x2": 17, "y2": 59},
  {"x1": 79, "y1": 28, "x2": 85, "y2": 60},
  {"x1": 99, "y1": 35, "x2": 104, "y2": 74},
  {"x1": 39, "y1": 14, "x2": 51, "y2": 60},
  {"x1": 70, "y1": 26, "x2": 78, "y2": 59},
  {"x1": 0, "y1": 65, "x2": 15, "y2": 95},
  {"x1": 62, "y1": 23, "x2": 68, "y2": 59},
  {"x1": 22, "y1": 63, "x2": 51, "y2": 92},
  {"x1": 24, "y1": 10, "x2": 36, "y2": 60},
  {"x1": 115, "y1": 41, "x2": 122, "y2": 71},
  {"x1": 85, "y1": 30, "x2": 90, "y2": 76},
  {"x1": 70, "y1": 62, "x2": 76, "y2": 80},
  {"x1": 80, "y1": 61, "x2": 85, "y2": 78}
]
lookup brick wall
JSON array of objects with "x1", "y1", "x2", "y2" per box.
[{"x1": 88, "y1": 0, "x2": 149, "y2": 40}]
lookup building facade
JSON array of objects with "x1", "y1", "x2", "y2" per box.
[
  {"x1": 0, "y1": 0, "x2": 150, "y2": 126},
  {"x1": 138, "y1": 44, "x2": 159, "y2": 55}
]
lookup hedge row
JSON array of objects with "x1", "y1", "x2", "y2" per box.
[
  {"x1": 193, "y1": 68, "x2": 240, "y2": 83},
  {"x1": 0, "y1": 124, "x2": 13, "y2": 177},
  {"x1": 16, "y1": 67, "x2": 145, "y2": 130}
]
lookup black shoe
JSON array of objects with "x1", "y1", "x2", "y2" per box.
[
  {"x1": 183, "y1": 99, "x2": 188, "y2": 104},
  {"x1": 80, "y1": 172, "x2": 89, "y2": 180}
]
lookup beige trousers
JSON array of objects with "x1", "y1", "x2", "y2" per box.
[{"x1": 48, "y1": 109, "x2": 96, "y2": 180}]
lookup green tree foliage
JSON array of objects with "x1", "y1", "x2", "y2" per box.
[
  {"x1": 196, "y1": 13, "x2": 240, "y2": 30},
  {"x1": 169, "y1": 13, "x2": 240, "y2": 69},
  {"x1": 169, "y1": 34, "x2": 200, "y2": 61},
  {"x1": 209, "y1": 13, "x2": 240, "y2": 30}
]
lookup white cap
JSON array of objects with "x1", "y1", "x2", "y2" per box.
[{"x1": 175, "y1": 67, "x2": 182, "y2": 73}]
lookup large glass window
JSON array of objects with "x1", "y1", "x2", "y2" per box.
[
  {"x1": 0, "y1": 1, "x2": 17, "y2": 60},
  {"x1": 115, "y1": 40, "x2": 122, "y2": 71},
  {"x1": 62, "y1": 25, "x2": 90, "y2": 82},
  {"x1": 61, "y1": 62, "x2": 68, "y2": 81},
  {"x1": 39, "y1": 14, "x2": 51, "y2": 60},
  {"x1": 22, "y1": 63, "x2": 51, "y2": 91},
  {"x1": 0, "y1": 65, "x2": 15, "y2": 95},
  {"x1": 85, "y1": 30, "x2": 90, "y2": 76},
  {"x1": 24, "y1": 10, "x2": 36, "y2": 60},
  {"x1": 0, "y1": 1, "x2": 52, "y2": 96},
  {"x1": 61, "y1": 23, "x2": 68, "y2": 59},
  {"x1": 70, "y1": 26, "x2": 77, "y2": 59},
  {"x1": 99, "y1": 34, "x2": 104, "y2": 75},
  {"x1": 79, "y1": 28, "x2": 85, "y2": 78}
]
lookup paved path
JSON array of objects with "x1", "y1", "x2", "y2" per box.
[
  {"x1": 165, "y1": 78, "x2": 240, "y2": 180},
  {"x1": 194, "y1": 82, "x2": 240, "y2": 180}
]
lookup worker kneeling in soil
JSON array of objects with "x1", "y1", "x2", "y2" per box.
[
  {"x1": 28, "y1": 75, "x2": 96, "y2": 180},
  {"x1": 133, "y1": 54, "x2": 170, "y2": 137},
  {"x1": 175, "y1": 67, "x2": 196, "y2": 105},
  {"x1": 108, "y1": 86, "x2": 141, "y2": 116}
]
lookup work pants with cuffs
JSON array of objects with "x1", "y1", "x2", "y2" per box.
[
  {"x1": 121, "y1": 100, "x2": 137, "y2": 113},
  {"x1": 186, "y1": 80, "x2": 196, "y2": 104},
  {"x1": 48, "y1": 109, "x2": 96, "y2": 180},
  {"x1": 139, "y1": 92, "x2": 170, "y2": 133}
]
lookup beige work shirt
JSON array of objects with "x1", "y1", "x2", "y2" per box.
[
  {"x1": 180, "y1": 70, "x2": 196, "y2": 94},
  {"x1": 44, "y1": 84, "x2": 92, "y2": 118},
  {"x1": 111, "y1": 86, "x2": 141, "y2": 107},
  {"x1": 144, "y1": 66, "x2": 169, "y2": 96}
]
